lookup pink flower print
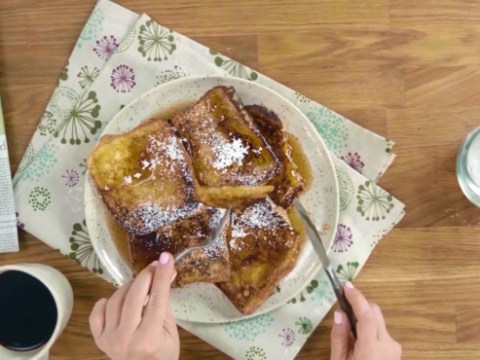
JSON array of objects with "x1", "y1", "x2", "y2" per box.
[
  {"x1": 16, "y1": 212, "x2": 25, "y2": 229},
  {"x1": 279, "y1": 328, "x2": 295, "y2": 346},
  {"x1": 333, "y1": 224, "x2": 353, "y2": 252},
  {"x1": 62, "y1": 169, "x2": 79, "y2": 187},
  {"x1": 341, "y1": 152, "x2": 365, "y2": 173},
  {"x1": 111, "y1": 65, "x2": 136, "y2": 93},
  {"x1": 93, "y1": 35, "x2": 119, "y2": 61}
]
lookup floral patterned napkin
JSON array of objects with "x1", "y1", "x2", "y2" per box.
[{"x1": 12, "y1": 1, "x2": 405, "y2": 359}]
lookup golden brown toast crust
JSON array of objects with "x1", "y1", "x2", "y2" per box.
[
  {"x1": 246, "y1": 105, "x2": 305, "y2": 208},
  {"x1": 171, "y1": 86, "x2": 280, "y2": 188},
  {"x1": 216, "y1": 198, "x2": 301, "y2": 314},
  {"x1": 128, "y1": 205, "x2": 231, "y2": 287},
  {"x1": 87, "y1": 117, "x2": 199, "y2": 235}
]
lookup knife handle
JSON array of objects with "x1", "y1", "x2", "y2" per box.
[
  {"x1": 325, "y1": 267, "x2": 357, "y2": 339},
  {"x1": 333, "y1": 285, "x2": 357, "y2": 339}
]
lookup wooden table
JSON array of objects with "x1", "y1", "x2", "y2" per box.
[{"x1": 1, "y1": 0, "x2": 480, "y2": 359}]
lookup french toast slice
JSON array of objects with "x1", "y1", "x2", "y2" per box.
[
  {"x1": 216, "y1": 198, "x2": 302, "y2": 315},
  {"x1": 87, "y1": 118, "x2": 199, "y2": 235},
  {"x1": 171, "y1": 86, "x2": 280, "y2": 192},
  {"x1": 246, "y1": 105, "x2": 305, "y2": 209},
  {"x1": 128, "y1": 205, "x2": 231, "y2": 287},
  {"x1": 195, "y1": 184, "x2": 274, "y2": 209}
]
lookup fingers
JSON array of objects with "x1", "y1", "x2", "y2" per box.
[
  {"x1": 89, "y1": 298, "x2": 108, "y2": 339},
  {"x1": 141, "y1": 252, "x2": 175, "y2": 329},
  {"x1": 344, "y1": 282, "x2": 377, "y2": 343},
  {"x1": 371, "y1": 302, "x2": 389, "y2": 339},
  {"x1": 104, "y1": 281, "x2": 132, "y2": 332},
  {"x1": 330, "y1": 310, "x2": 351, "y2": 360},
  {"x1": 119, "y1": 261, "x2": 158, "y2": 330}
]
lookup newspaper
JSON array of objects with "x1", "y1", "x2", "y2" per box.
[{"x1": 0, "y1": 97, "x2": 19, "y2": 253}]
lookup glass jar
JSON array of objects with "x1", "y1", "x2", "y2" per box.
[{"x1": 457, "y1": 126, "x2": 480, "y2": 207}]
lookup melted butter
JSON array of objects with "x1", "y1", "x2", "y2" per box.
[{"x1": 286, "y1": 133, "x2": 313, "y2": 191}]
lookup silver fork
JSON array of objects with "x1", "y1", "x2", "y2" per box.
[{"x1": 174, "y1": 207, "x2": 232, "y2": 264}]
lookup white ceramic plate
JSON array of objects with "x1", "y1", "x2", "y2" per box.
[{"x1": 85, "y1": 76, "x2": 339, "y2": 323}]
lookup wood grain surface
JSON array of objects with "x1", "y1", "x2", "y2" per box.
[{"x1": 1, "y1": 0, "x2": 480, "y2": 359}]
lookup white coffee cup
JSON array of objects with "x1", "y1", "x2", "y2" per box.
[{"x1": 0, "y1": 264, "x2": 74, "y2": 360}]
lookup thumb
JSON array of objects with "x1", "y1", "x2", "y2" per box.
[{"x1": 330, "y1": 310, "x2": 351, "y2": 360}]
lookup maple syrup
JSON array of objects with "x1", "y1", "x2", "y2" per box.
[
  {"x1": 286, "y1": 132, "x2": 313, "y2": 192},
  {"x1": 105, "y1": 210, "x2": 130, "y2": 265}
]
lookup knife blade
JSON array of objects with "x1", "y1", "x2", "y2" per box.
[{"x1": 295, "y1": 200, "x2": 357, "y2": 338}]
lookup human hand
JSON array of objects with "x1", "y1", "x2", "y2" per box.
[
  {"x1": 89, "y1": 252, "x2": 179, "y2": 360},
  {"x1": 330, "y1": 282, "x2": 401, "y2": 360}
]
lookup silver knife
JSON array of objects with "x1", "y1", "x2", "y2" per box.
[{"x1": 295, "y1": 200, "x2": 357, "y2": 338}]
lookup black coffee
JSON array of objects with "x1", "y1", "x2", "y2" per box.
[{"x1": 0, "y1": 270, "x2": 58, "y2": 351}]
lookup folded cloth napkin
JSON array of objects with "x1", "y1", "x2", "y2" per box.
[{"x1": 13, "y1": 1, "x2": 405, "y2": 358}]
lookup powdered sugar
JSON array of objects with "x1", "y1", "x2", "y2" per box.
[
  {"x1": 122, "y1": 201, "x2": 200, "y2": 235},
  {"x1": 231, "y1": 226, "x2": 247, "y2": 238},
  {"x1": 146, "y1": 134, "x2": 184, "y2": 173},
  {"x1": 212, "y1": 137, "x2": 249, "y2": 170},
  {"x1": 228, "y1": 199, "x2": 296, "y2": 254},
  {"x1": 239, "y1": 200, "x2": 287, "y2": 229},
  {"x1": 208, "y1": 207, "x2": 226, "y2": 230}
]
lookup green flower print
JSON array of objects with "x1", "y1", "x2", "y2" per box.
[
  {"x1": 49, "y1": 86, "x2": 80, "y2": 120},
  {"x1": 77, "y1": 66, "x2": 100, "y2": 89},
  {"x1": 137, "y1": 19, "x2": 176, "y2": 61},
  {"x1": 336, "y1": 261, "x2": 359, "y2": 282},
  {"x1": 385, "y1": 138, "x2": 393, "y2": 153},
  {"x1": 245, "y1": 346, "x2": 267, "y2": 360},
  {"x1": 156, "y1": 66, "x2": 187, "y2": 85},
  {"x1": 295, "y1": 92, "x2": 310, "y2": 105},
  {"x1": 22, "y1": 143, "x2": 58, "y2": 181},
  {"x1": 306, "y1": 108, "x2": 349, "y2": 156},
  {"x1": 38, "y1": 111, "x2": 57, "y2": 137},
  {"x1": 76, "y1": 7, "x2": 104, "y2": 49},
  {"x1": 29, "y1": 187, "x2": 51, "y2": 211},
  {"x1": 54, "y1": 90, "x2": 102, "y2": 145},
  {"x1": 69, "y1": 220, "x2": 103, "y2": 274},
  {"x1": 79, "y1": 158, "x2": 88, "y2": 175},
  {"x1": 16, "y1": 143, "x2": 35, "y2": 174},
  {"x1": 210, "y1": 49, "x2": 258, "y2": 80},
  {"x1": 310, "y1": 280, "x2": 334, "y2": 305},
  {"x1": 225, "y1": 313, "x2": 274, "y2": 341},
  {"x1": 117, "y1": 26, "x2": 136, "y2": 53},
  {"x1": 295, "y1": 317, "x2": 313, "y2": 335},
  {"x1": 289, "y1": 279, "x2": 319, "y2": 304},
  {"x1": 60, "y1": 63, "x2": 69, "y2": 81},
  {"x1": 336, "y1": 166, "x2": 354, "y2": 211},
  {"x1": 357, "y1": 181, "x2": 394, "y2": 221}
]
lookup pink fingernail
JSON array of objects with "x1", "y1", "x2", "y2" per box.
[
  {"x1": 334, "y1": 311, "x2": 343, "y2": 324},
  {"x1": 159, "y1": 252, "x2": 170, "y2": 265},
  {"x1": 345, "y1": 281, "x2": 354, "y2": 289}
]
